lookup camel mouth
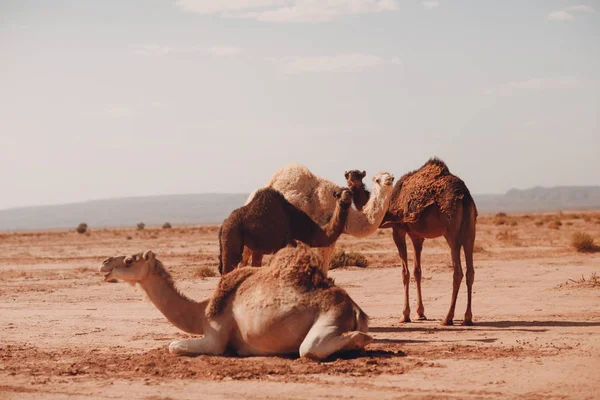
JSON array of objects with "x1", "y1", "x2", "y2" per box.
[
  {"x1": 384, "y1": 179, "x2": 394, "y2": 186},
  {"x1": 102, "y1": 271, "x2": 117, "y2": 283}
]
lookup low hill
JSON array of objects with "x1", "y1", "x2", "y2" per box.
[{"x1": 1, "y1": 186, "x2": 599, "y2": 231}]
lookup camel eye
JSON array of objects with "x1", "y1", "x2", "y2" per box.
[{"x1": 125, "y1": 257, "x2": 134, "y2": 266}]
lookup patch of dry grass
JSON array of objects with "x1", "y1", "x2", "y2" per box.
[
  {"x1": 571, "y1": 232, "x2": 598, "y2": 253},
  {"x1": 193, "y1": 266, "x2": 218, "y2": 279},
  {"x1": 559, "y1": 273, "x2": 600, "y2": 289},
  {"x1": 548, "y1": 220, "x2": 562, "y2": 230},
  {"x1": 330, "y1": 250, "x2": 369, "y2": 269}
]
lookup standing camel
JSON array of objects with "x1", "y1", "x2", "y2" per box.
[
  {"x1": 344, "y1": 170, "x2": 370, "y2": 211},
  {"x1": 243, "y1": 164, "x2": 395, "y2": 273},
  {"x1": 218, "y1": 187, "x2": 353, "y2": 275},
  {"x1": 99, "y1": 245, "x2": 372, "y2": 359},
  {"x1": 380, "y1": 158, "x2": 478, "y2": 326}
]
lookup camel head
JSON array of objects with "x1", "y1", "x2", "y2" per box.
[
  {"x1": 372, "y1": 171, "x2": 395, "y2": 192},
  {"x1": 99, "y1": 250, "x2": 157, "y2": 284},
  {"x1": 344, "y1": 170, "x2": 366, "y2": 190},
  {"x1": 333, "y1": 187, "x2": 353, "y2": 208}
]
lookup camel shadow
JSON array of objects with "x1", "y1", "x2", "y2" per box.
[
  {"x1": 370, "y1": 325, "x2": 548, "y2": 333},
  {"x1": 323, "y1": 348, "x2": 406, "y2": 362},
  {"x1": 474, "y1": 320, "x2": 600, "y2": 328},
  {"x1": 373, "y1": 337, "x2": 497, "y2": 345}
]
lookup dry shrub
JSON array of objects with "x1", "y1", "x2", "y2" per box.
[
  {"x1": 126, "y1": 236, "x2": 133, "y2": 240},
  {"x1": 509, "y1": 220, "x2": 518, "y2": 226},
  {"x1": 137, "y1": 222, "x2": 145, "y2": 230},
  {"x1": 330, "y1": 250, "x2": 369, "y2": 269},
  {"x1": 570, "y1": 214, "x2": 582, "y2": 220},
  {"x1": 193, "y1": 266, "x2": 218, "y2": 279},
  {"x1": 495, "y1": 212, "x2": 507, "y2": 218},
  {"x1": 496, "y1": 230, "x2": 518, "y2": 242},
  {"x1": 473, "y1": 244, "x2": 486, "y2": 253},
  {"x1": 583, "y1": 216, "x2": 591, "y2": 222},
  {"x1": 560, "y1": 273, "x2": 600, "y2": 289},
  {"x1": 571, "y1": 232, "x2": 597, "y2": 252},
  {"x1": 548, "y1": 220, "x2": 562, "y2": 230},
  {"x1": 565, "y1": 221, "x2": 573, "y2": 226},
  {"x1": 162, "y1": 222, "x2": 172, "y2": 229},
  {"x1": 76, "y1": 223, "x2": 88, "y2": 234},
  {"x1": 534, "y1": 220, "x2": 544, "y2": 227}
]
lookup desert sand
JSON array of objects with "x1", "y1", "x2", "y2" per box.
[{"x1": 1, "y1": 212, "x2": 599, "y2": 399}]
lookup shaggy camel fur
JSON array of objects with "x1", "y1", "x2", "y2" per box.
[
  {"x1": 99, "y1": 245, "x2": 372, "y2": 359},
  {"x1": 218, "y1": 187, "x2": 353, "y2": 275},
  {"x1": 380, "y1": 158, "x2": 478, "y2": 326},
  {"x1": 345, "y1": 170, "x2": 370, "y2": 212},
  {"x1": 243, "y1": 164, "x2": 394, "y2": 273}
]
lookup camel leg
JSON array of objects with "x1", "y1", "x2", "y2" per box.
[
  {"x1": 240, "y1": 246, "x2": 252, "y2": 267},
  {"x1": 169, "y1": 334, "x2": 227, "y2": 356},
  {"x1": 392, "y1": 227, "x2": 411, "y2": 323},
  {"x1": 250, "y1": 252, "x2": 264, "y2": 267},
  {"x1": 319, "y1": 245, "x2": 336, "y2": 275},
  {"x1": 299, "y1": 315, "x2": 373, "y2": 360},
  {"x1": 410, "y1": 235, "x2": 426, "y2": 320},
  {"x1": 463, "y1": 227, "x2": 476, "y2": 326},
  {"x1": 442, "y1": 235, "x2": 463, "y2": 326}
]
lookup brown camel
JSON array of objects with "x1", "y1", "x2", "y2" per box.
[
  {"x1": 344, "y1": 170, "x2": 370, "y2": 211},
  {"x1": 377, "y1": 158, "x2": 477, "y2": 325},
  {"x1": 218, "y1": 187, "x2": 353, "y2": 275}
]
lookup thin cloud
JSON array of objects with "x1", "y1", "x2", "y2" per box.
[
  {"x1": 422, "y1": 1, "x2": 440, "y2": 10},
  {"x1": 547, "y1": 4, "x2": 594, "y2": 21},
  {"x1": 207, "y1": 46, "x2": 242, "y2": 57},
  {"x1": 285, "y1": 53, "x2": 384, "y2": 73},
  {"x1": 175, "y1": 0, "x2": 399, "y2": 22},
  {"x1": 486, "y1": 77, "x2": 581, "y2": 96}
]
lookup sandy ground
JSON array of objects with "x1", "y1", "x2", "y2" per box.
[{"x1": 1, "y1": 212, "x2": 600, "y2": 399}]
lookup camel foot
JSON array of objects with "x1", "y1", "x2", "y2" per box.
[
  {"x1": 463, "y1": 320, "x2": 474, "y2": 326},
  {"x1": 169, "y1": 341, "x2": 188, "y2": 356},
  {"x1": 441, "y1": 319, "x2": 454, "y2": 326},
  {"x1": 417, "y1": 315, "x2": 427, "y2": 321},
  {"x1": 402, "y1": 316, "x2": 412, "y2": 323},
  {"x1": 345, "y1": 332, "x2": 373, "y2": 350}
]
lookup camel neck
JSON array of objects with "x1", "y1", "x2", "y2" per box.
[
  {"x1": 139, "y1": 273, "x2": 207, "y2": 334},
  {"x1": 345, "y1": 185, "x2": 391, "y2": 238}
]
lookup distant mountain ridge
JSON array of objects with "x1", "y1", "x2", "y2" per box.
[{"x1": 1, "y1": 186, "x2": 599, "y2": 231}]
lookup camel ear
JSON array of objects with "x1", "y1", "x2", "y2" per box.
[
  {"x1": 143, "y1": 250, "x2": 155, "y2": 261},
  {"x1": 333, "y1": 189, "x2": 342, "y2": 199},
  {"x1": 361, "y1": 171, "x2": 366, "y2": 178},
  {"x1": 372, "y1": 176, "x2": 380, "y2": 184},
  {"x1": 344, "y1": 171, "x2": 349, "y2": 179}
]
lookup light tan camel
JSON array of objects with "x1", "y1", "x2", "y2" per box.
[
  {"x1": 243, "y1": 164, "x2": 394, "y2": 273},
  {"x1": 381, "y1": 158, "x2": 478, "y2": 326},
  {"x1": 99, "y1": 245, "x2": 372, "y2": 359}
]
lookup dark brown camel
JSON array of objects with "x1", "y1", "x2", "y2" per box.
[
  {"x1": 218, "y1": 187, "x2": 353, "y2": 275},
  {"x1": 344, "y1": 170, "x2": 370, "y2": 211},
  {"x1": 359, "y1": 158, "x2": 477, "y2": 325}
]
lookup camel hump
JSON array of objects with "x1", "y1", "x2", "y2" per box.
[
  {"x1": 391, "y1": 157, "x2": 471, "y2": 223},
  {"x1": 206, "y1": 267, "x2": 258, "y2": 318},
  {"x1": 270, "y1": 243, "x2": 335, "y2": 291}
]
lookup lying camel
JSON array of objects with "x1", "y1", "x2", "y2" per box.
[
  {"x1": 219, "y1": 187, "x2": 353, "y2": 275},
  {"x1": 99, "y1": 245, "x2": 372, "y2": 359},
  {"x1": 243, "y1": 165, "x2": 395, "y2": 273}
]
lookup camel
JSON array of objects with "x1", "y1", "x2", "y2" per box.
[
  {"x1": 243, "y1": 164, "x2": 395, "y2": 273},
  {"x1": 344, "y1": 170, "x2": 370, "y2": 211},
  {"x1": 98, "y1": 245, "x2": 372, "y2": 359},
  {"x1": 218, "y1": 187, "x2": 353, "y2": 275},
  {"x1": 378, "y1": 158, "x2": 478, "y2": 326}
]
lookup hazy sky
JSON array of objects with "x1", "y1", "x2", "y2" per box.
[{"x1": 1, "y1": 0, "x2": 599, "y2": 209}]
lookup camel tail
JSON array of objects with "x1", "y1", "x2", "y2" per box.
[{"x1": 460, "y1": 191, "x2": 478, "y2": 250}]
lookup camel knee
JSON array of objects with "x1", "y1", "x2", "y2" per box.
[{"x1": 453, "y1": 269, "x2": 464, "y2": 282}]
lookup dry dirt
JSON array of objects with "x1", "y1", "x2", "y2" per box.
[{"x1": 1, "y1": 211, "x2": 600, "y2": 399}]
